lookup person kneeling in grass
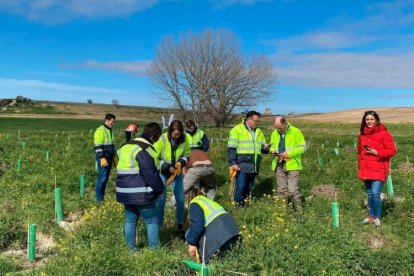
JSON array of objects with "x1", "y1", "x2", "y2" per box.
[{"x1": 185, "y1": 188, "x2": 240, "y2": 264}]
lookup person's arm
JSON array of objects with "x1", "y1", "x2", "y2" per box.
[
  {"x1": 258, "y1": 129, "x2": 269, "y2": 154},
  {"x1": 177, "y1": 139, "x2": 191, "y2": 167},
  {"x1": 94, "y1": 127, "x2": 105, "y2": 158},
  {"x1": 136, "y1": 150, "x2": 165, "y2": 194},
  {"x1": 228, "y1": 128, "x2": 238, "y2": 167},
  {"x1": 377, "y1": 131, "x2": 397, "y2": 159},
  {"x1": 186, "y1": 203, "x2": 205, "y2": 246},
  {"x1": 286, "y1": 129, "x2": 306, "y2": 158},
  {"x1": 202, "y1": 133, "x2": 210, "y2": 152}
]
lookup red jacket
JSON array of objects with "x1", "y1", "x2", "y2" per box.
[{"x1": 358, "y1": 123, "x2": 396, "y2": 182}]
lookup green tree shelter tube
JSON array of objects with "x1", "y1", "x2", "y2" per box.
[
  {"x1": 17, "y1": 159, "x2": 21, "y2": 172},
  {"x1": 331, "y1": 202, "x2": 340, "y2": 228},
  {"x1": 27, "y1": 224, "x2": 36, "y2": 262},
  {"x1": 182, "y1": 260, "x2": 210, "y2": 276},
  {"x1": 387, "y1": 175, "x2": 394, "y2": 199},
  {"x1": 80, "y1": 175, "x2": 85, "y2": 197},
  {"x1": 319, "y1": 157, "x2": 324, "y2": 169},
  {"x1": 45, "y1": 150, "x2": 50, "y2": 161},
  {"x1": 54, "y1": 188, "x2": 64, "y2": 223}
]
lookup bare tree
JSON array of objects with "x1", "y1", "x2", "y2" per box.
[
  {"x1": 148, "y1": 29, "x2": 276, "y2": 126},
  {"x1": 112, "y1": 99, "x2": 119, "y2": 106}
]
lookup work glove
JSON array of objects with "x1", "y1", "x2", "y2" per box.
[
  {"x1": 174, "y1": 162, "x2": 182, "y2": 175},
  {"x1": 100, "y1": 157, "x2": 108, "y2": 167}
]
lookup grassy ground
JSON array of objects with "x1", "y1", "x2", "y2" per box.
[{"x1": 0, "y1": 118, "x2": 413, "y2": 275}]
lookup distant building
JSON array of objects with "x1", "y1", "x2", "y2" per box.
[{"x1": 264, "y1": 108, "x2": 272, "y2": 116}]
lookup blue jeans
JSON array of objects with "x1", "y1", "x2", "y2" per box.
[
  {"x1": 156, "y1": 174, "x2": 184, "y2": 227},
  {"x1": 95, "y1": 157, "x2": 112, "y2": 202},
  {"x1": 124, "y1": 202, "x2": 159, "y2": 250},
  {"x1": 365, "y1": 180, "x2": 383, "y2": 218},
  {"x1": 234, "y1": 172, "x2": 256, "y2": 206}
]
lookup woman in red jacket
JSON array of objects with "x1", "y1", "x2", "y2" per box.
[{"x1": 358, "y1": 111, "x2": 396, "y2": 227}]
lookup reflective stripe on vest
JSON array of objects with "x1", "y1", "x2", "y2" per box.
[
  {"x1": 191, "y1": 195, "x2": 226, "y2": 226},
  {"x1": 227, "y1": 123, "x2": 265, "y2": 155},
  {"x1": 116, "y1": 186, "x2": 153, "y2": 193},
  {"x1": 117, "y1": 144, "x2": 141, "y2": 174}
]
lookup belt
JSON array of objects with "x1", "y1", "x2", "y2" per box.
[{"x1": 191, "y1": 164, "x2": 213, "y2": 168}]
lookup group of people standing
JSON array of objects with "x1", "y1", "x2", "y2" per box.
[{"x1": 92, "y1": 109, "x2": 396, "y2": 262}]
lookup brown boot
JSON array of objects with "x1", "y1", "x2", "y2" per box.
[{"x1": 293, "y1": 198, "x2": 303, "y2": 215}]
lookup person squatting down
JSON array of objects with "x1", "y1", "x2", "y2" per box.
[
  {"x1": 116, "y1": 122, "x2": 165, "y2": 250},
  {"x1": 185, "y1": 188, "x2": 240, "y2": 264},
  {"x1": 94, "y1": 113, "x2": 116, "y2": 202},
  {"x1": 183, "y1": 149, "x2": 217, "y2": 200}
]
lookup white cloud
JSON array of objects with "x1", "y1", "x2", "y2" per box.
[
  {"x1": 0, "y1": 77, "x2": 129, "y2": 95},
  {"x1": 71, "y1": 60, "x2": 150, "y2": 77},
  {"x1": 0, "y1": 0, "x2": 159, "y2": 23},
  {"x1": 264, "y1": 0, "x2": 414, "y2": 89},
  {"x1": 276, "y1": 52, "x2": 414, "y2": 88}
]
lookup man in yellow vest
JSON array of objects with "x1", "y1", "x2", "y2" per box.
[
  {"x1": 186, "y1": 189, "x2": 240, "y2": 264},
  {"x1": 270, "y1": 115, "x2": 306, "y2": 213},
  {"x1": 94, "y1": 113, "x2": 116, "y2": 202},
  {"x1": 228, "y1": 111, "x2": 270, "y2": 207}
]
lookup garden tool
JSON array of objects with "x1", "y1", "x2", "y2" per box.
[
  {"x1": 228, "y1": 168, "x2": 237, "y2": 198},
  {"x1": 166, "y1": 162, "x2": 182, "y2": 186}
]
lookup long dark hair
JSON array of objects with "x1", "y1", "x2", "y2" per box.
[
  {"x1": 142, "y1": 122, "x2": 162, "y2": 144},
  {"x1": 360, "y1": 110, "x2": 380, "y2": 133},
  {"x1": 167, "y1": 120, "x2": 185, "y2": 144}
]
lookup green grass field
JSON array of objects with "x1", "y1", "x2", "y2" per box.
[{"x1": 0, "y1": 117, "x2": 413, "y2": 275}]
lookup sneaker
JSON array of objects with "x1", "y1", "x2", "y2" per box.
[
  {"x1": 363, "y1": 216, "x2": 374, "y2": 225},
  {"x1": 373, "y1": 218, "x2": 382, "y2": 227}
]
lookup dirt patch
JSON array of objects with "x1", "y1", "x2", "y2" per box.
[
  {"x1": 343, "y1": 146, "x2": 355, "y2": 153},
  {"x1": 1, "y1": 203, "x2": 15, "y2": 213},
  {"x1": 360, "y1": 233, "x2": 385, "y2": 250},
  {"x1": 58, "y1": 210, "x2": 85, "y2": 232},
  {"x1": 2, "y1": 232, "x2": 54, "y2": 269},
  {"x1": 396, "y1": 160, "x2": 414, "y2": 172},
  {"x1": 306, "y1": 185, "x2": 339, "y2": 201}
]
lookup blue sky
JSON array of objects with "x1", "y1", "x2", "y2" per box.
[{"x1": 1, "y1": 0, "x2": 414, "y2": 114}]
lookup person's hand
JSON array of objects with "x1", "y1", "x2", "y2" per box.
[
  {"x1": 279, "y1": 152, "x2": 289, "y2": 159},
  {"x1": 188, "y1": 245, "x2": 197, "y2": 257},
  {"x1": 230, "y1": 164, "x2": 240, "y2": 171},
  {"x1": 100, "y1": 158, "x2": 108, "y2": 167},
  {"x1": 277, "y1": 152, "x2": 288, "y2": 163},
  {"x1": 169, "y1": 166, "x2": 177, "y2": 174},
  {"x1": 366, "y1": 147, "x2": 378, "y2": 156},
  {"x1": 272, "y1": 151, "x2": 279, "y2": 156}
]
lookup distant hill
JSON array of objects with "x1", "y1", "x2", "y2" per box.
[
  {"x1": 1, "y1": 97, "x2": 412, "y2": 123},
  {"x1": 0, "y1": 98, "x2": 179, "y2": 120},
  {"x1": 290, "y1": 107, "x2": 414, "y2": 124}
]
